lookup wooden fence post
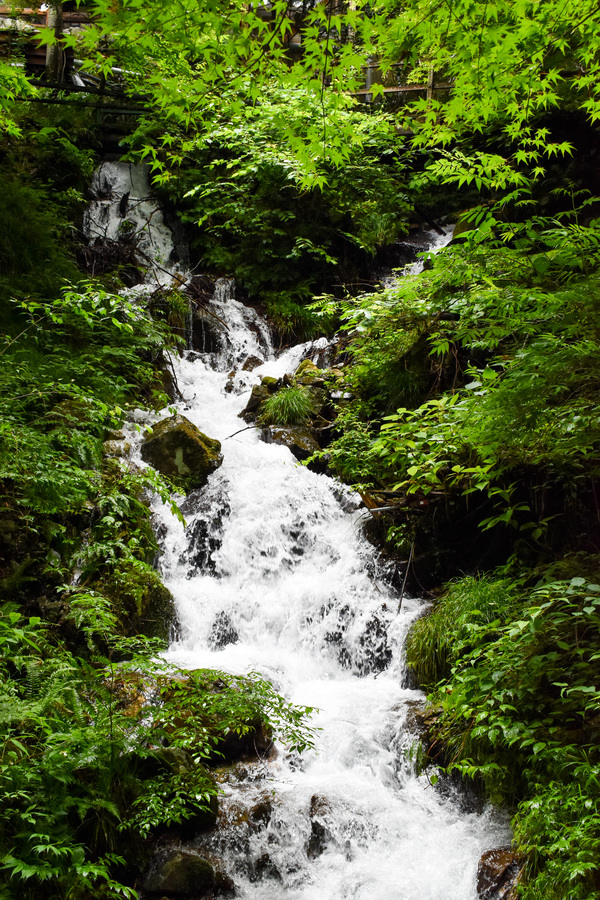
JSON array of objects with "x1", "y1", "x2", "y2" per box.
[
  {"x1": 427, "y1": 66, "x2": 434, "y2": 101},
  {"x1": 45, "y1": 0, "x2": 65, "y2": 83}
]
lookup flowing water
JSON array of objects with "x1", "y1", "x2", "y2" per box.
[{"x1": 89, "y1": 162, "x2": 510, "y2": 899}]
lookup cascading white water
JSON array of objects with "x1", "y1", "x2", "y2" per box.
[
  {"x1": 90, "y1": 164, "x2": 510, "y2": 898},
  {"x1": 84, "y1": 161, "x2": 182, "y2": 286},
  {"x1": 145, "y1": 291, "x2": 510, "y2": 899}
]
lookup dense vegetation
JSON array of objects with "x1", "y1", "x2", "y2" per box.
[
  {"x1": 1, "y1": 0, "x2": 600, "y2": 895},
  {"x1": 0, "y1": 106, "x2": 316, "y2": 897}
]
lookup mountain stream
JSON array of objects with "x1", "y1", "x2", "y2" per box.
[{"x1": 88, "y1": 162, "x2": 511, "y2": 900}]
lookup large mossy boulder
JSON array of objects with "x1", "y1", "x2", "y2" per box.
[
  {"x1": 144, "y1": 850, "x2": 215, "y2": 896},
  {"x1": 141, "y1": 415, "x2": 222, "y2": 492}
]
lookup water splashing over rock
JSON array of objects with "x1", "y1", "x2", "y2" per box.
[{"x1": 89, "y1": 164, "x2": 510, "y2": 898}]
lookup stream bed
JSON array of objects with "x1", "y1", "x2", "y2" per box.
[{"x1": 90, "y1": 161, "x2": 511, "y2": 899}]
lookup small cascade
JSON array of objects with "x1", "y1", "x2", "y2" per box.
[
  {"x1": 144, "y1": 294, "x2": 510, "y2": 900},
  {"x1": 83, "y1": 161, "x2": 183, "y2": 286},
  {"x1": 380, "y1": 225, "x2": 455, "y2": 288},
  {"x1": 89, "y1": 165, "x2": 510, "y2": 898}
]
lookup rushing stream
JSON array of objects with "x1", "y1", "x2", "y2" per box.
[{"x1": 89, "y1": 162, "x2": 510, "y2": 899}]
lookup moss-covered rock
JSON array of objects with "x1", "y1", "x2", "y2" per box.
[
  {"x1": 144, "y1": 850, "x2": 215, "y2": 895},
  {"x1": 295, "y1": 358, "x2": 325, "y2": 385},
  {"x1": 239, "y1": 377, "x2": 280, "y2": 422},
  {"x1": 100, "y1": 560, "x2": 176, "y2": 640},
  {"x1": 141, "y1": 414, "x2": 222, "y2": 493}
]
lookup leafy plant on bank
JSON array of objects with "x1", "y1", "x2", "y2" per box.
[
  {"x1": 406, "y1": 573, "x2": 600, "y2": 899},
  {"x1": 0, "y1": 593, "x2": 316, "y2": 899},
  {"x1": 319, "y1": 211, "x2": 600, "y2": 545}
]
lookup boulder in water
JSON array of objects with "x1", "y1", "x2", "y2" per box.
[
  {"x1": 141, "y1": 414, "x2": 222, "y2": 493},
  {"x1": 262, "y1": 425, "x2": 321, "y2": 461},
  {"x1": 477, "y1": 847, "x2": 524, "y2": 899},
  {"x1": 143, "y1": 850, "x2": 215, "y2": 895},
  {"x1": 239, "y1": 377, "x2": 280, "y2": 422},
  {"x1": 295, "y1": 358, "x2": 326, "y2": 386}
]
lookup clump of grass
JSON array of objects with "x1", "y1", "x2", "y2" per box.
[
  {"x1": 404, "y1": 575, "x2": 518, "y2": 689},
  {"x1": 259, "y1": 385, "x2": 315, "y2": 426}
]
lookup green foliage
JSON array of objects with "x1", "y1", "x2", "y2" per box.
[
  {"x1": 323, "y1": 214, "x2": 600, "y2": 548},
  {"x1": 0, "y1": 60, "x2": 34, "y2": 136},
  {"x1": 0, "y1": 598, "x2": 315, "y2": 898},
  {"x1": 0, "y1": 224, "x2": 316, "y2": 898},
  {"x1": 0, "y1": 284, "x2": 172, "y2": 523},
  {"x1": 411, "y1": 573, "x2": 600, "y2": 898},
  {"x1": 0, "y1": 176, "x2": 82, "y2": 309},
  {"x1": 316, "y1": 399, "x2": 378, "y2": 486},
  {"x1": 136, "y1": 85, "x2": 411, "y2": 331},
  {"x1": 259, "y1": 385, "x2": 316, "y2": 426},
  {"x1": 405, "y1": 576, "x2": 518, "y2": 690}
]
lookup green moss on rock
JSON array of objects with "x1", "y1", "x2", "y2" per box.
[
  {"x1": 144, "y1": 850, "x2": 215, "y2": 895},
  {"x1": 100, "y1": 560, "x2": 176, "y2": 640},
  {"x1": 141, "y1": 414, "x2": 223, "y2": 493}
]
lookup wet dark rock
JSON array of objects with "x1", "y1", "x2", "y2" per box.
[
  {"x1": 239, "y1": 380, "x2": 279, "y2": 422},
  {"x1": 405, "y1": 706, "x2": 445, "y2": 765},
  {"x1": 241, "y1": 355, "x2": 264, "y2": 371},
  {"x1": 192, "y1": 308, "x2": 224, "y2": 354},
  {"x1": 213, "y1": 721, "x2": 273, "y2": 764},
  {"x1": 261, "y1": 425, "x2": 321, "y2": 461},
  {"x1": 477, "y1": 848, "x2": 524, "y2": 899},
  {"x1": 248, "y1": 797, "x2": 273, "y2": 828},
  {"x1": 141, "y1": 415, "x2": 222, "y2": 493},
  {"x1": 307, "y1": 795, "x2": 332, "y2": 859},
  {"x1": 181, "y1": 485, "x2": 230, "y2": 576},
  {"x1": 209, "y1": 612, "x2": 239, "y2": 650},
  {"x1": 356, "y1": 610, "x2": 392, "y2": 674},
  {"x1": 144, "y1": 850, "x2": 215, "y2": 895},
  {"x1": 250, "y1": 852, "x2": 281, "y2": 883},
  {"x1": 100, "y1": 560, "x2": 176, "y2": 641},
  {"x1": 213, "y1": 869, "x2": 236, "y2": 896}
]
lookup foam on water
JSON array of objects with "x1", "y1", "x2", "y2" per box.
[
  {"x1": 95, "y1": 169, "x2": 509, "y2": 897},
  {"x1": 140, "y1": 284, "x2": 510, "y2": 899}
]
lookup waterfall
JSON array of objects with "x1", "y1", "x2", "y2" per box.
[{"x1": 88, "y1": 164, "x2": 510, "y2": 898}]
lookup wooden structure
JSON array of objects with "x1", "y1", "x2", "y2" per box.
[
  {"x1": 1, "y1": 2, "x2": 452, "y2": 113},
  {"x1": 353, "y1": 61, "x2": 452, "y2": 103},
  {"x1": 0, "y1": 4, "x2": 92, "y2": 78}
]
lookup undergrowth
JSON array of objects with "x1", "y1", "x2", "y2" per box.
[
  {"x1": 321, "y1": 203, "x2": 600, "y2": 895},
  {"x1": 258, "y1": 385, "x2": 316, "y2": 426},
  {"x1": 406, "y1": 570, "x2": 600, "y2": 898},
  {"x1": 0, "y1": 269, "x2": 315, "y2": 898}
]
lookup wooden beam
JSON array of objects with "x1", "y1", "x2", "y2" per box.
[{"x1": 353, "y1": 82, "x2": 452, "y2": 96}]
